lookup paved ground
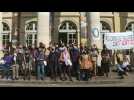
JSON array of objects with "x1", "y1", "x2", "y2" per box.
[{"x1": 0, "y1": 70, "x2": 134, "y2": 87}]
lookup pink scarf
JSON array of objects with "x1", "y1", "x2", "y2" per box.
[{"x1": 63, "y1": 48, "x2": 69, "y2": 62}]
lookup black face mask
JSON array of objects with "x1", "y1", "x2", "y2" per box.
[{"x1": 25, "y1": 52, "x2": 28, "y2": 55}]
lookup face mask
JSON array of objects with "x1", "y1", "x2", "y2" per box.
[
  {"x1": 14, "y1": 53, "x2": 17, "y2": 56},
  {"x1": 19, "y1": 50, "x2": 23, "y2": 53}
]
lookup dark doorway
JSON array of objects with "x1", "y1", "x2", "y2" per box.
[{"x1": 59, "y1": 32, "x2": 67, "y2": 45}]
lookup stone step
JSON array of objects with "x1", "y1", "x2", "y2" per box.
[{"x1": 0, "y1": 71, "x2": 132, "y2": 86}]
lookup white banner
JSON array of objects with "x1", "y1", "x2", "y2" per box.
[{"x1": 104, "y1": 32, "x2": 134, "y2": 50}]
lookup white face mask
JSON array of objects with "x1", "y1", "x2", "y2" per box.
[
  {"x1": 14, "y1": 53, "x2": 17, "y2": 56},
  {"x1": 13, "y1": 55, "x2": 16, "y2": 61}
]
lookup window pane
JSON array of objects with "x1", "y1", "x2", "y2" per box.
[
  {"x1": 3, "y1": 41, "x2": 5, "y2": 46},
  {"x1": 3, "y1": 35, "x2": 5, "y2": 39},
  {"x1": 26, "y1": 40, "x2": 28, "y2": 44},
  {"x1": 6, "y1": 40, "x2": 9, "y2": 44},
  {"x1": 26, "y1": 21, "x2": 37, "y2": 31},
  {"x1": 5, "y1": 35, "x2": 9, "y2": 39},
  {"x1": 69, "y1": 34, "x2": 72, "y2": 38},
  {"x1": 28, "y1": 35, "x2": 32, "y2": 39},
  {"x1": 73, "y1": 34, "x2": 76, "y2": 38},
  {"x1": 29, "y1": 40, "x2": 32, "y2": 45},
  {"x1": 35, "y1": 40, "x2": 37, "y2": 45},
  {"x1": 35, "y1": 34, "x2": 37, "y2": 39},
  {"x1": 69, "y1": 40, "x2": 72, "y2": 44},
  {"x1": 3, "y1": 22, "x2": 10, "y2": 31}
]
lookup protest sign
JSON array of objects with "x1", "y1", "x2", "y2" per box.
[{"x1": 104, "y1": 32, "x2": 134, "y2": 50}]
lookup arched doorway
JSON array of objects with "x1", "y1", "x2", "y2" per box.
[
  {"x1": 25, "y1": 21, "x2": 37, "y2": 47},
  {"x1": 58, "y1": 21, "x2": 77, "y2": 45}
]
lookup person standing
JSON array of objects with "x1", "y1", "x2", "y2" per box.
[
  {"x1": 33, "y1": 46, "x2": 39, "y2": 79},
  {"x1": 36, "y1": 44, "x2": 46, "y2": 80},
  {"x1": 63, "y1": 47, "x2": 73, "y2": 81},
  {"x1": 70, "y1": 43, "x2": 80, "y2": 80},
  {"x1": 79, "y1": 50, "x2": 93, "y2": 81},
  {"x1": 23, "y1": 48, "x2": 33, "y2": 80},
  {"x1": 12, "y1": 48, "x2": 19, "y2": 80},
  {"x1": 55, "y1": 43, "x2": 60, "y2": 77},
  {"x1": 90, "y1": 44, "x2": 99, "y2": 78},
  {"x1": 58, "y1": 43, "x2": 64, "y2": 80},
  {"x1": 16, "y1": 46, "x2": 25, "y2": 80},
  {"x1": 101, "y1": 45, "x2": 111, "y2": 78},
  {"x1": 97, "y1": 50, "x2": 102, "y2": 75},
  {"x1": 48, "y1": 46, "x2": 57, "y2": 81}
]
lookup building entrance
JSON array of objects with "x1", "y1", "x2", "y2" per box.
[{"x1": 58, "y1": 21, "x2": 77, "y2": 45}]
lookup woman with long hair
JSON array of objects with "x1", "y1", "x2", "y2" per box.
[{"x1": 62, "y1": 47, "x2": 73, "y2": 81}]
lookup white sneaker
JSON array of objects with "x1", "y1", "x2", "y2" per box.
[{"x1": 7, "y1": 78, "x2": 11, "y2": 80}]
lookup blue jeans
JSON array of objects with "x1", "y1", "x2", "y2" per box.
[
  {"x1": 2, "y1": 64, "x2": 11, "y2": 79},
  {"x1": 37, "y1": 61, "x2": 46, "y2": 80}
]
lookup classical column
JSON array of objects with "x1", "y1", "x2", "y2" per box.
[
  {"x1": 80, "y1": 12, "x2": 87, "y2": 46},
  {"x1": 113, "y1": 12, "x2": 120, "y2": 32},
  {"x1": 11, "y1": 12, "x2": 19, "y2": 46},
  {"x1": 0, "y1": 12, "x2": 2, "y2": 50},
  {"x1": 87, "y1": 12, "x2": 103, "y2": 49},
  {"x1": 37, "y1": 12, "x2": 50, "y2": 48}
]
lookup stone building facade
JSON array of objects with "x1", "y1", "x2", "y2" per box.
[{"x1": 0, "y1": 12, "x2": 134, "y2": 49}]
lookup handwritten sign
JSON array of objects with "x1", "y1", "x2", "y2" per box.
[{"x1": 104, "y1": 32, "x2": 134, "y2": 50}]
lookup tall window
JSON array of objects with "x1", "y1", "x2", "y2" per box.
[
  {"x1": 2, "y1": 22, "x2": 10, "y2": 48},
  {"x1": 59, "y1": 21, "x2": 77, "y2": 44},
  {"x1": 25, "y1": 21, "x2": 37, "y2": 47}
]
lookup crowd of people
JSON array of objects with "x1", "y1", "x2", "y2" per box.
[{"x1": 0, "y1": 41, "x2": 133, "y2": 81}]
